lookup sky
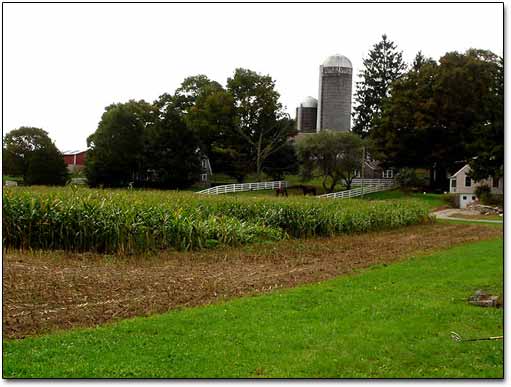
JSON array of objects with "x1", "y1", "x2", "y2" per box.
[{"x1": 3, "y1": 3, "x2": 504, "y2": 152}]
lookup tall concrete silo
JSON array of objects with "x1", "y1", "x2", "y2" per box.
[
  {"x1": 317, "y1": 54, "x2": 353, "y2": 132},
  {"x1": 296, "y1": 96, "x2": 318, "y2": 133}
]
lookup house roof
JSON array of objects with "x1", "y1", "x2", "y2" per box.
[
  {"x1": 63, "y1": 150, "x2": 87, "y2": 156},
  {"x1": 449, "y1": 164, "x2": 470, "y2": 179}
]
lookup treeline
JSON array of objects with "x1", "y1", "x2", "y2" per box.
[
  {"x1": 352, "y1": 35, "x2": 503, "y2": 189},
  {"x1": 3, "y1": 36, "x2": 503, "y2": 191},
  {"x1": 86, "y1": 69, "x2": 297, "y2": 188}
]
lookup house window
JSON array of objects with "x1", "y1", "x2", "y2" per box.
[
  {"x1": 451, "y1": 179, "x2": 456, "y2": 188},
  {"x1": 493, "y1": 177, "x2": 499, "y2": 188},
  {"x1": 200, "y1": 173, "x2": 208, "y2": 182},
  {"x1": 382, "y1": 170, "x2": 393, "y2": 179},
  {"x1": 354, "y1": 170, "x2": 361, "y2": 178},
  {"x1": 465, "y1": 176, "x2": 471, "y2": 187},
  {"x1": 472, "y1": 196, "x2": 476, "y2": 200},
  {"x1": 463, "y1": 196, "x2": 467, "y2": 200}
]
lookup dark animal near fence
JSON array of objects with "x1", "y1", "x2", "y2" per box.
[
  {"x1": 275, "y1": 187, "x2": 288, "y2": 197},
  {"x1": 298, "y1": 185, "x2": 317, "y2": 196}
]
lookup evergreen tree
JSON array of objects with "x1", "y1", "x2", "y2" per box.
[
  {"x1": 412, "y1": 51, "x2": 435, "y2": 72},
  {"x1": 352, "y1": 34, "x2": 407, "y2": 137}
]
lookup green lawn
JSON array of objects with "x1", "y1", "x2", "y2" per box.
[
  {"x1": 362, "y1": 190, "x2": 449, "y2": 210},
  {"x1": 3, "y1": 238, "x2": 503, "y2": 378},
  {"x1": 2, "y1": 175, "x2": 23, "y2": 184},
  {"x1": 226, "y1": 187, "x2": 450, "y2": 210}
]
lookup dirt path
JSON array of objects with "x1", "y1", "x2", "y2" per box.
[
  {"x1": 433, "y1": 209, "x2": 503, "y2": 223},
  {"x1": 3, "y1": 223, "x2": 502, "y2": 339}
]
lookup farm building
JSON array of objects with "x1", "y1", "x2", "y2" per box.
[
  {"x1": 296, "y1": 96, "x2": 318, "y2": 133},
  {"x1": 449, "y1": 164, "x2": 503, "y2": 208},
  {"x1": 296, "y1": 54, "x2": 353, "y2": 133},
  {"x1": 63, "y1": 150, "x2": 87, "y2": 173},
  {"x1": 199, "y1": 155, "x2": 213, "y2": 186},
  {"x1": 357, "y1": 157, "x2": 394, "y2": 179}
]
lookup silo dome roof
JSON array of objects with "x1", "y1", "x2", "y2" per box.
[
  {"x1": 322, "y1": 54, "x2": 352, "y2": 68},
  {"x1": 300, "y1": 96, "x2": 317, "y2": 108}
]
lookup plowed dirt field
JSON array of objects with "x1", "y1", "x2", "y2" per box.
[{"x1": 3, "y1": 223, "x2": 502, "y2": 339}]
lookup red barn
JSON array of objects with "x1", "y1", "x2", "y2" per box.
[{"x1": 63, "y1": 150, "x2": 87, "y2": 172}]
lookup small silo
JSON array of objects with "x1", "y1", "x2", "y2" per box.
[
  {"x1": 296, "y1": 96, "x2": 318, "y2": 133},
  {"x1": 317, "y1": 54, "x2": 353, "y2": 132}
]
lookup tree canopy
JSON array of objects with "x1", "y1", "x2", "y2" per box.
[
  {"x1": 296, "y1": 131, "x2": 364, "y2": 192},
  {"x1": 3, "y1": 127, "x2": 68, "y2": 185},
  {"x1": 370, "y1": 49, "x2": 503, "y2": 189},
  {"x1": 85, "y1": 96, "x2": 203, "y2": 189},
  {"x1": 227, "y1": 68, "x2": 296, "y2": 180},
  {"x1": 146, "y1": 95, "x2": 202, "y2": 188},
  {"x1": 86, "y1": 100, "x2": 155, "y2": 187},
  {"x1": 352, "y1": 34, "x2": 407, "y2": 138}
]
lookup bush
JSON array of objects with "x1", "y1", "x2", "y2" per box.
[
  {"x1": 443, "y1": 193, "x2": 457, "y2": 208},
  {"x1": 475, "y1": 184, "x2": 491, "y2": 200},
  {"x1": 396, "y1": 168, "x2": 421, "y2": 192},
  {"x1": 481, "y1": 194, "x2": 503, "y2": 207},
  {"x1": 474, "y1": 184, "x2": 503, "y2": 208}
]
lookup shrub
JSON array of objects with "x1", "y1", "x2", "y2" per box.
[
  {"x1": 396, "y1": 168, "x2": 421, "y2": 191},
  {"x1": 473, "y1": 184, "x2": 503, "y2": 208},
  {"x1": 443, "y1": 193, "x2": 457, "y2": 208},
  {"x1": 475, "y1": 184, "x2": 491, "y2": 200}
]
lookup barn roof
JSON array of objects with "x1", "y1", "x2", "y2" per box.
[{"x1": 63, "y1": 150, "x2": 87, "y2": 156}]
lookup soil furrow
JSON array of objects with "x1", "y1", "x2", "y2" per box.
[{"x1": 3, "y1": 223, "x2": 502, "y2": 339}]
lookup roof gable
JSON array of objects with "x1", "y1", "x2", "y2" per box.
[{"x1": 450, "y1": 164, "x2": 470, "y2": 178}]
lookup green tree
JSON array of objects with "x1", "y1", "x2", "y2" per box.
[
  {"x1": 262, "y1": 140, "x2": 299, "y2": 181},
  {"x1": 412, "y1": 51, "x2": 435, "y2": 72},
  {"x1": 296, "y1": 131, "x2": 364, "y2": 193},
  {"x1": 173, "y1": 75, "x2": 223, "y2": 113},
  {"x1": 467, "y1": 54, "x2": 503, "y2": 181},
  {"x1": 227, "y1": 68, "x2": 295, "y2": 180},
  {"x1": 170, "y1": 74, "x2": 255, "y2": 182},
  {"x1": 86, "y1": 100, "x2": 154, "y2": 187},
  {"x1": 352, "y1": 34, "x2": 407, "y2": 137},
  {"x1": 3, "y1": 127, "x2": 68, "y2": 185},
  {"x1": 145, "y1": 95, "x2": 201, "y2": 188},
  {"x1": 371, "y1": 49, "x2": 502, "y2": 190}
]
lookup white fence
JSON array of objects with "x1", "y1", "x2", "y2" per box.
[
  {"x1": 197, "y1": 180, "x2": 288, "y2": 195},
  {"x1": 352, "y1": 178, "x2": 395, "y2": 187},
  {"x1": 318, "y1": 180, "x2": 397, "y2": 199}
]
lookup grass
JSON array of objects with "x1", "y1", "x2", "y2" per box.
[
  {"x1": 362, "y1": 190, "x2": 449, "y2": 210},
  {"x1": 450, "y1": 213, "x2": 503, "y2": 221},
  {"x1": 2, "y1": 175, "x2": 23, "y2": 184},
  {"x1": 3, "y1": 238, "x2": 503, "y2": 378},
  {"x1": 207, "y1": 174, "x2": 345, "y2": 195},
  {"x1": 228, "y1": 188, "x2": 450, "y2": 213},
  {"x1": 437, "y1": 218, "x2": 503, "y2": 228}
]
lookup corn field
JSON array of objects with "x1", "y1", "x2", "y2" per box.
[{"x1": 3, "y1": 187, "x2": 432, "y2": 254}]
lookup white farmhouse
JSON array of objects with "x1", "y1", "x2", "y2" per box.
[{"x1": 449, "y1": 164, "x2": 503, "y2": 208}]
